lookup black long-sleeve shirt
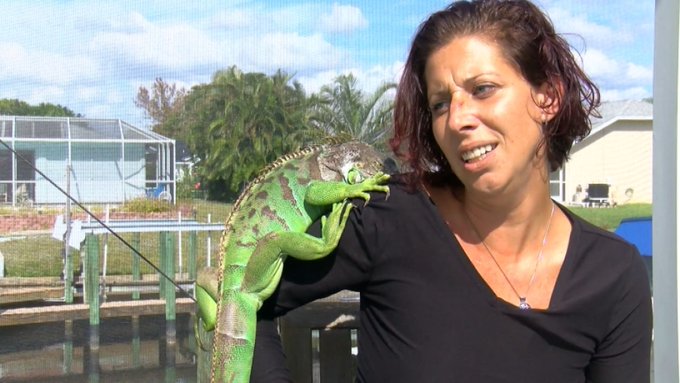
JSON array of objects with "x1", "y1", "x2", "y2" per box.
[{"x1": 254, "y1": 178, "x2": 652, "y2": 382}]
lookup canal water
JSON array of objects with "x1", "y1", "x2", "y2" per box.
[{"x1": 0, "y1": 313, "x2": 198, "y2": 382}]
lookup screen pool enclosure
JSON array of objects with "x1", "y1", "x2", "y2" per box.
[{"x1": 0, "y1": 116, "x2": 176, "y2": 206}]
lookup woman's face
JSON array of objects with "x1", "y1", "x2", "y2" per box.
[{"x1": 424, "y1": 35, "x2": 553, "y2": 197}]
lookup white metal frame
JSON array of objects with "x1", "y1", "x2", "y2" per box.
[
  {"x1": 653, "y1": 0, "x2": 680, "y2": 381},
  {"x1": 0, "y1": 116, "x2": 176, "y2": 206}
]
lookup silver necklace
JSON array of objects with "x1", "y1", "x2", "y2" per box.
[{"x1": 464, "y1": 202, "x2": 556, "y2": 310}]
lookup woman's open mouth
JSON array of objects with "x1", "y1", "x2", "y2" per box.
[{"x1": 461, "y1": 144, "x2": 496, "y2": 163}]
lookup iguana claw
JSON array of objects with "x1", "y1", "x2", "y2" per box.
[{"x1": 350, "y1": 172, "x2": 391, "y2": 206}]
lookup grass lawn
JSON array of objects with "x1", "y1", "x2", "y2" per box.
[
  {"x1": 0, "y1": 200, "x2": 651, "y2": 278},
  {"x1": 566, "y1": 203, "x2": 652, "y2": 231},
  {"x1": 0, "y1": 198, "x2": 232, "y2": 278}
]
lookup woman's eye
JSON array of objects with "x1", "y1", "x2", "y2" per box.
[
  {"x1": 430, "y1": 101, "x2": 450, "y2": 114},
  {"x1": 472, "y1": 84, "x2": 495, "y2": 97}
]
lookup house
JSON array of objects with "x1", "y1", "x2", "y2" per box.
[
  {"x1": 551, "y1": 99, "x2": 653, "y2": 205},
  {"x1": 0, "y1": 116, "x2": 176, "y2": 206}
]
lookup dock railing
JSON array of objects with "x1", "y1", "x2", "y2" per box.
[
  {"x1": 197, "y1": 290, "x2": 360, "y2": 383},
  {"x1": 280, "y1": 290, "x2": 360, "y2": 383}
]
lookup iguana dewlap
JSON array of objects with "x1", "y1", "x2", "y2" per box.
[{"x1": 195, "y1": 141, "x2": 391, "y2": 383}]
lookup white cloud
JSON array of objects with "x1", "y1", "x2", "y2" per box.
[
  {"x1": 295, "y1": 60, "x2": 403, "y2": 96},
  {"x1": 580, "y1": 48, "x2": 652, "y2": 95},
  {"x1": 249, "y1": 32, "x2": 348, "y2": 71},
  {"x1": 549, "y1": 7, "x2": 633, "y2": 47},
  {"x1": 626, "y1": 63, "x2": 653, "y2": 82},
  {"x1": 600, "y1": 86, "x2": 650, "y2": 101},
  {"x1": 89, "y1": 21, "x2": 223, "y2": 72},
  {"x1": 581, "y1": 49, "x2": 620, "y2": 79},
  {"x1": 0, "y1": 42, "x2": 100, "y2": 85},
  {"x1": 74, "y1": 86, "x2": 101, "y2": 102},
  {"x1": 87, "y1": 10, "x2": 349, "y2": 77},
  {"x1": 296, "y1": 70, "x2": 344, "y2": 93},
  {"x1": 270, "y1": 5, "x2": 317, "y2": 31},
  {"x1": 27, "y1": 86, "x2": 65, "y2": 104},
  {"x1": 317, "y1": 4, "x2": 368, "y2": 34},
  {"x1": 208, "y1": 9, "x2": 259, "y2": 30},
  {"x1": 357, "y1": 62, "x2": 403, "y2": 90},
  {"x1": 75, "y1": 10, "x2": 152, "y2": 34}
]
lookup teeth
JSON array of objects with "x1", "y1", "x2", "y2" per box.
[{"x1": 462, "y1": 144, "x2": 494, "y2": 162}]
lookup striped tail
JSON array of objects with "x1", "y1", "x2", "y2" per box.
[{"x1": 210, "y1": 291, "x2": 259, "y2": 383}]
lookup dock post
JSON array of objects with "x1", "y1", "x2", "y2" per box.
[
  {"x1": 159, "y1": 231, "x2": 167, "y2": 299},
  {"x1": 131, "y1": 232, "x2": 141, "y2": 300},
  {"x1": 64, "y1": 246, "x2": 74, "y2": 304},
  {"x1": 84, "y1": 233, "x2": 100, "y2": 327},
  {"x1": 63, "y1": 319, "x2": 74, "y2": 374},
  {"x1": 132, "y1": 315, "x2": 141, "y2": 368},
  {"x1": 188, "y1": 231, "x2": 197, "y2": 283},
  {"x1": 162, "y1": 231, "x2": 177, "y2": 343},
  {"x1": 84, "y1": 233, "x2": 100, "y2": 381}
]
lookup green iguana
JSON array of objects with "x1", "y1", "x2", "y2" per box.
[{"x1": 195, "y1": 140, "x2": 391, "y2": 383}]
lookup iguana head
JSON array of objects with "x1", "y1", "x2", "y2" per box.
[{"x1": 317, "y1": 141, "x2": 392, "y2": 184}]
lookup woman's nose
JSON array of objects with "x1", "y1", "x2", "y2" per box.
[{"x1": 447, "y1": 93, "x2": 477, "y2": 131}]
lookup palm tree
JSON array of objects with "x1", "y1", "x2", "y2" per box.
[
  {"x1": 186, "y1": 67, "x2": 320, "y2": 200},
  {"x1": 310, "y1": 74, "x2": 396, "y2": 150}
]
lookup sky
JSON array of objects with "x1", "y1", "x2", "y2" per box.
[{"x1": 0, "y1": 0, "x2": 655, "y2": 130}]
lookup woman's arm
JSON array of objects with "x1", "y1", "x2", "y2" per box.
[{"x1": 250, "y1": 317, "x2": 291, "y2": 382}]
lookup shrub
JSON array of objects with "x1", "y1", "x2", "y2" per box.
[{"x1": 121, "y1": 197, "x2": 173, "y2": 214}]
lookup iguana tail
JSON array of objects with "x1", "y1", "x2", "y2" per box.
[{"x1": 210, "y1": 291, "x2": 259, "y2": 383}]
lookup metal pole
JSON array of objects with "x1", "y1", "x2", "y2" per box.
[
  {"x1": 653, "y1": 0, "x2": 680, "y2": 381},
  {"x1": 178, "y1": 211, "x2": 183, "y2": 275},
  {"x1": 159, "y1": 232, "x2": 167, "y2": 299},
  {"x1": 131, "y1": 233, "x2": 141, "y2": 300},
  {"x1": 207, "y1": 214, "x2": 212, "y2": 268},
  {"x1": 189, "y1": 231, "x2": 197, "y2": 282},
  {"x1": 64, "y1": 163, "x2": 73, "y2": 303}
]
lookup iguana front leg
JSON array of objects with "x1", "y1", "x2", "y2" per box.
[
  {"x1": 305, "y1": 172, "x2": 391, "y2": 206},
  {"x1": 242, "y1": 201, "x2": 354, "y2": 300},
  {"x1": 210, "y1": 202, "x2": 354, "y2": 383}
]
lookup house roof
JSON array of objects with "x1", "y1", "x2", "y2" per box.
[
  {"x1": 589, "y1": 99, "x2": 653, "y2": 130},
  {"x1": 578, "y1": 99, "x2": 653, "y2": 145},
  {"x1": 0, "y1": 115, "x2": 173, "y2": 143}
]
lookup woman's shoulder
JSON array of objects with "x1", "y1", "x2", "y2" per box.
[
  {"x1": 347, "y1": 173, "x2": 437, "y2": 233},
  {"x1": 558, "y1": 206, "x2": 651, "y2": 313},
  {"x1": 357, "y1": 173, "x2": 430, "y2": 211},
  {"x1": 562, "y1": 205, "x2": 648, "y2": 282},
  {"x1": 565, "y1": 207, "x2": 638, "y2": 254}
]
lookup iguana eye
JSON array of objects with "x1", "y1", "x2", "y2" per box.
[{"x1": 344, "y1": 167, "x2": 364, "y2": 184}]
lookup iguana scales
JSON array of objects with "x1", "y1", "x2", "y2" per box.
[{"x1": 195, "y1": 140, "x2": 391, "y2": 382}]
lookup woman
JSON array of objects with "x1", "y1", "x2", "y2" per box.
[{"x1": 253, "y1": 0, "x2": 652, "y2": 381}]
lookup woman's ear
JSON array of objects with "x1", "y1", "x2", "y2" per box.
[{"x1": 535, "y1": 80, "x2": 562, "y2": 120}]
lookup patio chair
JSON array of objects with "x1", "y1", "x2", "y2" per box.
[
  {"x1": 586, "y1": 183, "x2": 610, "y2": 207},
  {"x1": 146, "y1": 184, "x2": 172, "y2": 202}
]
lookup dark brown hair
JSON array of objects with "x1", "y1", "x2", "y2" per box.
[{"x1": 390, "y1": 0, "x2": 600, "y2": 188}]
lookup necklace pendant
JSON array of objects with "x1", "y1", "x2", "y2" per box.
[{"x1": 518, "y1": 297, "x2": 531, "y2": 310}]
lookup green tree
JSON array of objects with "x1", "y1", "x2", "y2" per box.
[
  {"x1": 175, "y1": 67, "x2": 322, "y2": 201},
  {"x1": 310, "y1": 74, "x2": 396, "y2": 150},
  {"x1": 0, "y1": 99, "x2": 79, "y2": 117},
  {"x1": 134, "y1": 78, "x2": 187, "y2": 137}
]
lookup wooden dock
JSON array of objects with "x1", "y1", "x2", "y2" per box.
[
  {"x1": 0, "y1": 286, "x2": 64, "y2": 305},
  {"x1": 0, "y1": 277, "x2": 65, "y2": 305}
]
